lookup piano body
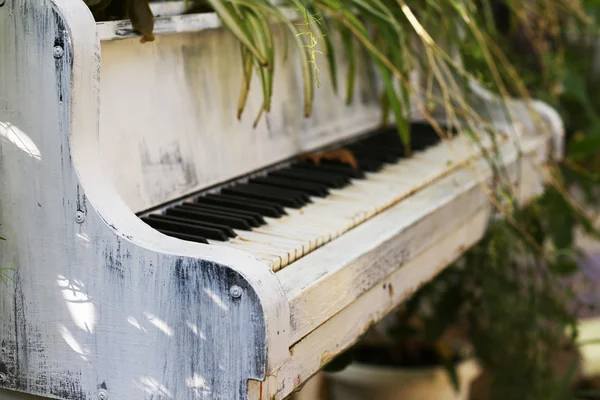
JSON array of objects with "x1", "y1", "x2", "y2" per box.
[{"x1": 0, "y1": 1, "x2": 563, "y2": 399}]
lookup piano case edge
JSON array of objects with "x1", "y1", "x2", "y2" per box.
[{"x1": 0, "y1": 1, "x2": 290, "y2": 399}]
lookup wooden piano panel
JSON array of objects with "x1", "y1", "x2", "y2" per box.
[{"x1": 98, "y1": 24, "x2": 386, "y2": 213}]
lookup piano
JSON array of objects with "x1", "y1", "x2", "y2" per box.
[{"x1": 0, "y1": 1, "x2": 563, "y2": 399}]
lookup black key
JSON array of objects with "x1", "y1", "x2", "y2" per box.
[
  {"x1": 349, "y1": 148, "x2": 399, "y2": 163},
  {"x1": 270, "y1": 168, "x2": 348, "y2": 188},
  {"x1": 157, "y1": 229, "x2": 208, "y2": 244},
  {"x1": 287, "y1": 166, "x2": 352, "y2": 184},
  {"x1": 250, "y1": 176, "x2": 329, "y2": 197},
  {"x1": 142, "y1": 216, "x2": 230, "y2": 241},
  {"x1": 412, "y1": 135, "x2": 441, "y2": 150},
  {"x1": 354, "y1": 143, "x2": 405, "y2": 157},
  {"x1": 232, "y1": 183, "x2": 312, "y2": 204},
  {"x1": 223, "y1": 187, "x2": 304, "y2": 208},
  {"x1": 174, "y1": 204, "x2": 259, "y2": 227},
  {"x1": 166, "y1": 207, "x2": 252, "y2": 230},
  {"x1": 355, "y1": 157, "x2": 385, "y2": 172},
  {"x1": 179, "y1": 203, "x2": 264, "y2": 226},
  {"x1": 151, "y1": 215, "x2": 236, "y2": 238},
  {"x1": 294, "y1": 162, "x2": 365, "y2": 179},
  {"x1": 198, "y1": 194, "x2": 284, "y2": 218},
  {"x1": 211, "y1": 193, "x2": 288, "y2": 215}
]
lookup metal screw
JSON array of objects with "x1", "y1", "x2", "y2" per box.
[
  {"x1": 75, "y1": 211, "x2": 85, "y2": 224},
  {"x1": 0, "y1": 373, "x2": 7, "y2": 384},
  {"x1": 98, "y1": 389, "x2": 108, "y2": 400},
  {"x1": 53, "y1": 46, "x2": 64, "y2": 59},
  {"x1": 230, "y1": 285, "x2": 243, "y2": 299}
]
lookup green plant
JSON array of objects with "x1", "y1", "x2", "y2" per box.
[{"x1": 321, "y1": 1, "x2": 600, "y2": 398}]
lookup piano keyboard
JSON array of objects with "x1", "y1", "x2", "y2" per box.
[{"x1": 140, "y1": 123, "x2": 503, "y2": 271}]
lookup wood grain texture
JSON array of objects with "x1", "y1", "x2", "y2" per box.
[
  {"x1": 0, "y1": 1, "x2": 289, "y2": 399},
  {"x1": 249, "y1": 132, "x2": 554, "y2": 400},
  {"x1": 278, "y1": 133, "x2": 547, "y2": 346},
  {"x1": 250, "y1": 207, "x2": 492, "y2": 400}
]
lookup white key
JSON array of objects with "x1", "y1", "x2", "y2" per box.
[
  {"x1": 210, "y1": 240, "x2": 285, "y2": 270},
  {"x1": 215, "y1": 131, "x2": 506, "y2": 271}
]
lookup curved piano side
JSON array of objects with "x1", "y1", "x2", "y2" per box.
[{"x1": 0, "y1": 1, "x2": 290, "y2": 399}]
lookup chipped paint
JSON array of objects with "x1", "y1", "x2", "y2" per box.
[
  {"x1": 0, "y1": 0, "x2": 289, "y2": 399},
  {"x1": 98, "y1": 26, "x2": 384, "y2": 213}
]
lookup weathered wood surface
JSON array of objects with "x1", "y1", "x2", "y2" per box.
[
  {"x1": 0, "y1": 1, "x2": 289, "y2": 399},
  {"x1": 279, "y1": 133, "x2": 546, "y2": 345},
  {"x1": 98, "y1": 21, "x2": 385, "y2": 213},
  {"x1": 96, "y1": 4, "x2": 431, "y2": 214},
  {"x1": 250, "y1": 132, "x2": 554, "y2": 400}
]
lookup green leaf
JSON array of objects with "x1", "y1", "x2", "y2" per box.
[
  {"x1": 308, "y1": 5, "x2": 338, "y2": 93},
  {"x1": 339, "y1": 24, "x2": 356, "y2": 105},
  {"x1": 551, "y1": 255, "x2": 580, "y2": 276},
  {"x1": 206, "y1": 0, "x2": 269, "y2": 67},
  {"x1": 237, "y1": 44, "x2": 254, "y2": 119},
  {"x1": 552, "y1": 358, "x2": 580, "y2": 400},
  {"x1": 540, "y1": 187, "x2": 575, "y2": 249},
  {"x1": 442, "y1": 360, "x2": 460, "y2": 394},
  {"x1": 563, "y1": 71, "x2": 589, "y2": 104},
  {"x1": 569, "y1": 127, "x2": 600, "y2": 162}
]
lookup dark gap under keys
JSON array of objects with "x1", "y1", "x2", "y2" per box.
[
  {"x1": 156, "y1": 229, "x2": 209, "y2": 244},
  {"x1": 166, "y1": 207, "x2": 253, "y2": 230},
  {"x1": 250, "y1": 176, "x2": 329, "y2": 197},
  {"x1": 179, "y1": 203, "x2": 264, "y2": 226},
  {"x1": 197, "y1": 194, "x2": 284, "y2": 218},
  {"x1": 270, "y1": 168, "x2": 348, "y2": 188},
  {"x1": 222, "y1": 187, "x2": 305, "y2": 209}
]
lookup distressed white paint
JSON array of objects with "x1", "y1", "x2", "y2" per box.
[
  {"x1": 249, "y1": 207, "x2": 491, "y2": 400},
  {"x1": 0, "y1": 1, "x2": 289, "y2": 399},
  {"x1": 98, "y1": 21, "x2": 386, "y2": 213},
  {"x1": 0, "y1": 1, "x2": 564, "y2": 399},
  {"x1": 249, "y1": 133, "x2": 555, "y2": 400},
  {"x1": 278, "y1": 133, "x2": 548, "y2": 346}
]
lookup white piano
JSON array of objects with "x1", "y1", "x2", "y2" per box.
[{"x1": 0, "y1": 1, "x2": 563, "y2": 399}]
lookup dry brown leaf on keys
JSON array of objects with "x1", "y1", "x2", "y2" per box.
[{"x1": 298, "y1": 149, "x2": 359, "y2": 169}]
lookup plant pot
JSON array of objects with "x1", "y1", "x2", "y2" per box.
[{"x1": 325, "y1": 358, "x2": 481, "y2": 400}]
